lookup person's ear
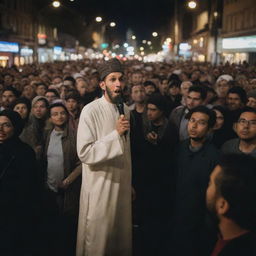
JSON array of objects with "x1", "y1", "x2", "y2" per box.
[
  {"x1": 216, "y1": 197, "x2": 229, "y2": 215},
  {"x1": 99, "y1": 81, "x2": 105, "y2": 91}
]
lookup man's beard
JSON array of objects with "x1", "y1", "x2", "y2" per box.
[
  {"x1": 206, "y1": 196, "x2": 220, "y2": 226},
  {"x1": 241, "y1": 136, "x2": 256, "y2": 143},
  {"x1": 105, "y1": 86, "x2": 123, "y2": 104}
]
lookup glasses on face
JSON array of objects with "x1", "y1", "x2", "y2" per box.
[
  {"x1": 188, "y1": 118, "x2": 208, "y2": 126},
  {"x1": 237, "y1": 118, "x2": 256, "y2": 126}
]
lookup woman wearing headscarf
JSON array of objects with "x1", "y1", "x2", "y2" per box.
[{"x1": 0, "y1": 110, "x2": 39, "y2": 255}]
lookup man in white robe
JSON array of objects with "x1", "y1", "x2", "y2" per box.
[{"x1": 76, "y1": 58, "x2": 132, "y2": 256}]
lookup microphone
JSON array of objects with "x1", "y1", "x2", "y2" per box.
[{"x1": 116, "y1": 99, "x2": 127, "y2": 138}]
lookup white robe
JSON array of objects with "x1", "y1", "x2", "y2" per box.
[{"x1": 76, "y1": 96, "x2": 132, "y2": 256}]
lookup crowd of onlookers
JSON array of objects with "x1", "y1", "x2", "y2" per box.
[{"x1": 1, "y1": 59, "x2": 256, "y2": 256}]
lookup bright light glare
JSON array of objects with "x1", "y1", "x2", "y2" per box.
[
  {"x1": 142, "y1": 40, "x2": 147, "y2": 44},
  {"x1": 188, "y1": 1, "x2": 197, "y2": 9},
  {"x1": 96, "y1": 17, "x2": 102, "y2": 22},
  {"x1": 110, "y1": 22, "x2": 116, "y2": 27},
  {"x1": 140, "y1": 47, "x2": 144, "y2": 51},
  {"x1": 166, "y1": 38, "x2": 172, "y2": 43},
  {"x1": 152, "y1": 32, "x2": 158, "y2": 37},
  {"x1": 52, "y1": 1, "x2": 61, "y2": 8},
  {"x1": 123, "y1": 43, "x2": 129, "y2": 48},
  {"x1": 132, "y1": 35, "x2": 136, "y2": 40},
  {"x1": 147, "y1": 41, "x2": 152, "y2": 45}
]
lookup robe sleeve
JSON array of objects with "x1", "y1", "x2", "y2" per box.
[{"x1": 77, "y1": 107, "x2": 124, "y2": 165}]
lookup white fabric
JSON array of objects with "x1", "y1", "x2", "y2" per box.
[{"x1": 76, "y1": 96, "x2": 132, "y2": 256}]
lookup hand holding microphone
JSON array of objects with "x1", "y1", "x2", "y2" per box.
[{"x1": 116, "y1": 101, "x2": 129, "y2": 136}]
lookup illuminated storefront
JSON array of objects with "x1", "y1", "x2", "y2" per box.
[
  {"x1": 0, "y1": 41, "x2": 19, "y2": 67},
  {"x1": 221, "y1": 35, "x2": 256, "y2": 64}
]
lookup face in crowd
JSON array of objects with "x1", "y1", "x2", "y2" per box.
[
  {"x1": 226, "y1": 93, "x2": 244, "y2": 111},
  {"x1": 2, "y1": 90, "x2": 17, "y2": 109},
  {"x1": 66, "y1": 98, "x2": 79, "y2": 113},
  {"x1": 213, "y1": 109, "x2": 224, "y2": 130},
  {"x1": 13, "y1": 103, "x2": 29, "y2": 120},
  {"x1": 50, "y1": 106, "x2": 68, "y2": 128},
  {"x1": 100, "y1": 72, "x2": 125, "y2": 104},
  {"x1": 32, "y1": 100, "x2": 48, "y2": 119},
  {"x1": 147, "y1": 104, "x2": 164, "y2": 123},
  {"x1": 188, "y1": 111, "x2": 211, "y2": 142},
  {"x1": 235, "y1": 111, "x2": 256, "y2": 142},
  {"x1": 0, "y1": 116, "x2": 14, "y2": 143},
  {"x1": 131, "y1": 72, "x2": 143, "y2": 86},
  {"x1": 186, "y1": 91, "x2": 204, "y2": 110},
  {"x1": 131, "y1": 85, "x2": 146, "y2": 104}
]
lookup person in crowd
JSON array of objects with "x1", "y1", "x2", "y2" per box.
[
  {"x1": 180, "y1": 81, "x2": 193, "y2": 105},
  {"x1": 76, "y1": 58, "x2": 132, "y2": 256},
  {"x1": 11, "y1": 97, "x2": 31, "y2": 123},
  {"x1": 170, "y1": 105, "x2": 220, "y2": 256},
  {"x1": 130, "y1": 70, "x2": 143, "y2": 86},
  {"x1": 225, "y1": 86, "x2": 248, "y2": 138},
  {"x1": 0, "y1": 86, "x2": 20, "y2": 111},
  {"x1": 45, "y1": 89, "x2": 60, "y2": 104},
  {"x1": 222, "y1": 107, "x2": 256, "y2": 158},
  {"x1": 143, "y1": 80, "x2": 157, "y2": 97},
  {"x1": 206, "y1": 154, "x2": 256, "y2": 255},
  {"x1": 132, "y1": 93, "x2": 178, "y2": 256},
  {"x1": 20, "y1": 96, "x2": 49, "y2": 160},
  {"x1": 159, "y1": 77, "x2": 169, "y2": 96},
  {"x1": 170, "y1": 85, "x2": 207, "y2": 141},
  {"x1": 65, "y1": 91, "x2": 81, "y2": 132},
  {"x1": 0, "y1": 110, "x2": 39, "y2": 255},
  {"x1": 211, "y1": 105, "x2": 233, "y2": 148},
  {"x1": 35, "y1": 82, "x2": 48, "y2": 96},
  {"x1": 22, "y1": 84, "x2": 36, "y2": 100},
  {"x1": 247, "y1": 90, "x2": 256, "y2": 109},
  {"x1": 215, "y1": 75, "x2": 233, "y2": 105},
  {"x1": 167, "y1": 79, "x2": 182, "y2": 111},
  {"x1": 42, "y1": 102, "x2": 81, "y2": 256},
  {"x1": 129, "y1": 84, "x2": 146, "y2": 112}
]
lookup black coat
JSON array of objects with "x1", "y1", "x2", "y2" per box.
[
  {"x1": 0, "y1": 138, "x2": 39, "y2": 255},
  {"x1": 170, "y1": 139, "x2": 220, "y2": 256}
]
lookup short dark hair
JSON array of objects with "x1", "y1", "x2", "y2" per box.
[
  {"x1": 49, "y1": 102, "x2": 69, "y2": 116},
  {"x1": 46, "y1": 89, "x2": 60, "y2": 98},
  {"x1": 3, "y1": 86, "x2": 21, "y2": 98},
  {"x1": 188, "y1": 85, "x2": 207, "y2": 101},
  {"x1": 143, "y1": 80, "x2": 157, "y2": 89},
  {"x1": 186, "y1": 105, "x2": 216, "y2": 128},
  {"x1": 227, "y1": 86, "x2": 247, "y2": 104},
  {"x1": 65, "y1": 90, "x2": 81, "y2": 102},
  {"x1": 239, "y1": 106, "x2": 256, "y2": 116},
  {"x1": 216, "y1": 154, "x2": 256, "y2": 230}
]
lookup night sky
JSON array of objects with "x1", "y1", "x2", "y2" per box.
[{"x1": 63, "y1": 0, "x2": 174, "y2": 42}]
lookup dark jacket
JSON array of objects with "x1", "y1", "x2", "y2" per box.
[
  {"x1": 0, "y1": 137, "x2": 39, "y2": 255},
  {"x1": 170, "y1": 139, "x2": 220, "y2": 256},
  {"x1": 43, "y1": 125, "x2": 81, "y2": 215}
]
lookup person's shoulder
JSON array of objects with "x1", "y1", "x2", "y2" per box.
[
  {"x1": 80, "y1": 98, "x2": 102, "y2": 115},
  {"x1": 221, "y1": 138, "x2": 239, "y2": 153},
  {"x1": 16, "y1": 139, "x2": 36, "y2": 157}
]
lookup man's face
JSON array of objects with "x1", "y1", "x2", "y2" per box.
[
  {"x1": 36, "y1": 85, "x2": 47, "y2": 96},
  {"x1": 247, "y1": 97, "x2": 256, "y2": 109},
  {"x1": 226, "y1": 93, "x2": 243, "y2": 111},
  {"x1": 66, "y1": 98, "x2": 79, "y2": 113},
  {"x1": 32, "y1": 100, "x2": 48, "y2": 119},
  {"x1": 206, "y1": 165, "x2": 222, "y2": 217},
  {"x1": 4, "y1": 75, "x2": 13, "y2": 85},
  {"x1": 131, "y1": 73, "x2": 143, "y2": 86},
  {"x1": 145, "y1": 85, "x2": 156, "y2": 96},
  {"x1": 188, "y1": 112, "x2": 210, "y2": 141},
  {"x1": 217, "y1": 80, "x2": 230, "y2": 97},
  {"x1": 147, "y1": 103, "x2": 163, "y2": 122},
  {"x1": 186, "y1": 91, "x2": 203, "y2": 110},
  {"x1": 50, "y1": 106, "x2": 68, "y2": 127},
  {"x1": 2, "y1": 90, "x2": 17, "y2": 108},
  {"x1": 159, "y1": 79, "x2": 168, "y2": 95},
  {"x1": 45, "y1": 92, "x2": 58, "y2": 104},
  {"x1": 131, "y1": 85, "x2": 146, "y2": 104},
  {"x1": 14, "y1": 103, "x2": 29, "y2": 119},
  {"x1": 76, "y1": 80, "x2": 88, "y2": 96},
  {"x1": 235, "y1": 112, "x2": 256, "y2": 142},
  {"x1": 100, "y1": 72, "x2": 125, "y2": 104},
  {"x1": 169, "y1": 86, "x2": 180, "y2": 96},
  {"x1": 180, "y1": 82, "x2": 192, "y2": 97},
  {"x1": 0, "y1": 116, "x2": 14, "y2": 143},
  {"x1": 52, "y1": 77, "x2": 62, "y2": 85},
  {"x1": 23, "y1": 85, "x2": 35, "y2": 100}
]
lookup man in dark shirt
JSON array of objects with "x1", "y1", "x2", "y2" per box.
[
  {"x1": 170, "y1": 105, "x2": 220, "y2": 256},
  {"x1": 207, "y1": 154, "x2": 256, "y2": 256}
]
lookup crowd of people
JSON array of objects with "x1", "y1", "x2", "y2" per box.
[{"x1": 1, "y1": 58, "x2": 256, "y2": 256}]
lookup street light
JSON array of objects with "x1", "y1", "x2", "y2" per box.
[
  {"x1": 132, "y1": 35, "x2": 136, "y2": 40},
  {"x1": 110, "y1": 22, "x2": 116, "y2": 27},
  {"x1": 96, "y1": 16, "x2": 102, "y2": 22},
  {"x1": 187, "y1": 1, "x2": 197, "y2": 9},
  {"x1": 152, "y1": 32, "x2": 158, "y2": 37},
  {"x1": 52, "y1": 1, "x2": 61, "y2": 8}
]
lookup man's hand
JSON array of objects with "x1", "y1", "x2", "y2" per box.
[
  {"x1": 116, "y1": 115, "x2": 130, "y2": 136},
  {"x1": 147, "y1": 131, "x2": 158, "y2": 144}
]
